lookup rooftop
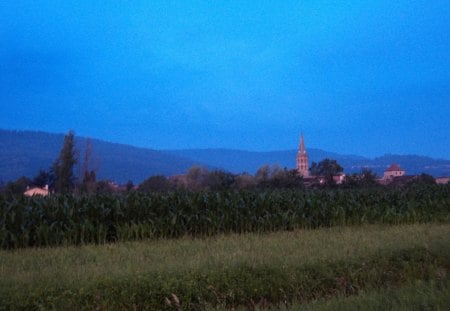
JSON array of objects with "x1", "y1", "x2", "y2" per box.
[{"x1": 385, "y1": 163, "x2": 405, "y2": 172}]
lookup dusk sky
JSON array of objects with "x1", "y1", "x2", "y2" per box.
[{"x1": 1, "y1": 1, "x2": 449, "y2": 158}]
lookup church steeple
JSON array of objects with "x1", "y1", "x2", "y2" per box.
[
  {"x1": 296, "y1": 134, "x2": 309, "y2": 177},
  {"x1": 299, "y1": 134, "x2": 306, "y2": 154}
]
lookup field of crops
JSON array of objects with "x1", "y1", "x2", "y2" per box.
[{"x1": 1, "y1": 184, "x2": 449, "y2": 249}]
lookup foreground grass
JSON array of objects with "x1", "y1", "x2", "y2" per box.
[
  {"x1": 300, "y1": 280, "x2": 450, "y2": 311},
  {"x1": 224, "y1": 280, "x2": 450, "y2": 310},
  {"x1": 1, "y1": 224, "x2": 449, "y2": 310}
]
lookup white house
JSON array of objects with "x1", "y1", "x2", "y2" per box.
[{"x1": 24, "y1": 185, "x2": 49, "y2": 197}]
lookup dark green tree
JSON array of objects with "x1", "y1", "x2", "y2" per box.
[
  {"x1": 255, "y1": 165, "x2": 271, "y2": 184},
  {"x1": 6, "y1": 176, "x2": 31, "y2": 194},
  {"x1": 204, "y1": 170, "x2": 235, "y2": 190},
  {"x1": 185, "y1": 165, "x2": 209, "y2": 190},
  {"x1": 53, "y1": 130, "x2": 77, "y2": 193},
  {"x1": 233, "y1": 173, "x2": 256, "y2": 189},
  {"x1": 125, "y1": 180, "x2": 135, "y2": 192},
  {"x1": 408, "y1": 173, "x2": 436, "y2": 186},
  {"x1": 343, "y1": 173, "x2": 359, "y2": 187},
  {"x1": 276, "y1": 169, "x2": 304, "y2": 189},
  {"x1": 254, "y1": 165, "x2": 303, "y2": 189},
  {"x1": 139, "y1": 175, "x2": 171, "y2": 192},
  {"x1": 310, "y1": 158, "x2": 343, "y2": 185},
  {"x1": 95, "y1": 180, "x2": 116, "y2": 194},
  {"x1": 33, "y1": 169, "x2": 52, "y2": 188},
  {"x1": 360, "y1": 168, "x2": 378, "y2": 187},
  {"x1": 80, "y1": 170, "x2": 96, "y2": 193},
  {"x1": 343, "y1": 169, "x2": 378, "y2": 188}
]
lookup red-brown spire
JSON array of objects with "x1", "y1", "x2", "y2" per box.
[
  {"x1": 297, "y1": 133, "x2": 309, "y2": 177},
  {"x1": 299, "y1": 133, "x2": 306, "y2": 155}
]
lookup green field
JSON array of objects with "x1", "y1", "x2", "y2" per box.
[
  {"x1": 2, "y1": 186, "x2": 449, "y2": 249},
  {"x1": 1, "y1": 224, "x2": 449, "y2": 310}
]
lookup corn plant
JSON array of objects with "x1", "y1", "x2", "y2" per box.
[{"x1": 1, "y1": 184, "x2": 449, "y2": 249}]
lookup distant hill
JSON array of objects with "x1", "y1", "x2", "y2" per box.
[
  {"x1": 0, "y1": 130, "x2": 200, "y2": 184},
  {"x1": 1, "y1": 129, "x2": 449, "y2": 183}
]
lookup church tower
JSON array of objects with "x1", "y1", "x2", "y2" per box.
[{"x1": 296, "y1": 134, "x2": 309, "y2": 177}]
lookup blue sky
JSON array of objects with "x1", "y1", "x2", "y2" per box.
[{"x1": 1, "y1": 1, "x2": 449, "y2": 158}]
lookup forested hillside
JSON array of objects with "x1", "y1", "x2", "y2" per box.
[
  {"x1": 1, "y1": 129, "x2": 449, "y2": 183},
  {"x1": 0, "y1": 130, "x2": 199, "y2": 183}
]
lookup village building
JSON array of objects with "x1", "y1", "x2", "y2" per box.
[
  {"x1": 333, "y1": 173, "x2": 346, "y2": 185},
  {"x1": 435, "y1": 177, "x2": 450, "y2": 184},
  {"x1": 24, "y1": 185, "x2": 49, "y2": 197},
  {"x1": 378, "y1": 163, "x2": 428, "y2": 186},
  {"x1": 383, "y1": 163, "x2": 405, "y2": 180}
]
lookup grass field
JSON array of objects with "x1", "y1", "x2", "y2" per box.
[
  {"x1": 1, "y1": 223, "x2": 449, "y2": 310},
  {"x1": 298, "y1": 280, "x2": 450, "y2": 311},
  {"x1": 221, "y1": 280, "x2": 450, "y2": 310}
]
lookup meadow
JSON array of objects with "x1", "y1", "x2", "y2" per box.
[{"x1": 1, "y1": 223, "x2": 449, "y2": 309}]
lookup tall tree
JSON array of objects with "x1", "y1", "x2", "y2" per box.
[
  {"x1": 360, "y1": 168, "x2": 378, "y2": 187},
  {"x1": 80, "y1": 139, "x2": 92, "y2": 180},
  {"x1": 33, "y1": 169, "x2": 51, "y2": 188},
  {"x1": 80, "y1": 139, "x2": 97, "y2": 193},
  {"x1": 310, "y1": 158, "x2": 343, "y2": 185},
  {"x1": 53, "y1": 130, "x2": 77, "y2": 193},
  {"x1": 139, "y1": 175, "x2": 171, "y2": 192},
  {"x1": 343, "y1": 169, "x2": 378, "y2": 188}
]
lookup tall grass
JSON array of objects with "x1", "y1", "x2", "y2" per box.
[
  {"x1": 1, "y1": 185, "x2": 449, "y2": 249},
  {"x1": 224, "y1": 280, "x2": 450, "y2": 311},
  {"x1": 297, "y1": 280, "x2": 450, "y2": 311},
  {"x1": 1, "y1": 224, "x2": 449, "y2": 310}
]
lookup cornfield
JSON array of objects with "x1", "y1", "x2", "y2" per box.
[{"x1": 1, "y1": 185, "x2": 449, "y2": 249}]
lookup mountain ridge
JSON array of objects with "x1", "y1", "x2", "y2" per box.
[
  {"x1": 0, "y1": 129, "x2": 201, "y2": 183},
  {"x1": 1, "y1": 129, "x2": 449, "y2": 183}
]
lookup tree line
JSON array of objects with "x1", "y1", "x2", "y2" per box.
[{"x1": 0, "y1": 131, "x2": 438, "y2": 195}]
